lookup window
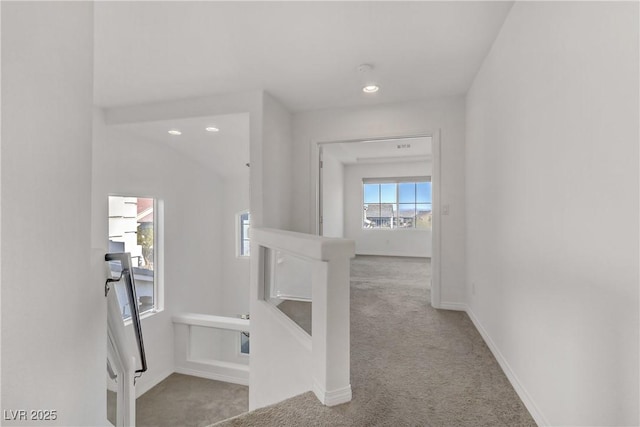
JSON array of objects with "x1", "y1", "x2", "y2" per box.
[
  {"x1": 238, "y1": 210, "x2": 251, "y2": 257},
  {"x1": 108, "y1": 196, "x2": 158, "y2": 320},
  {"x1": 240, "y1": 332, "x2": 250, "y2": 355},
  {"x1": 363, "y1": 178, "x2": 432, "y2": 229}
]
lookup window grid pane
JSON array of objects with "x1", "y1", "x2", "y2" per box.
[
  {"x1": 362, "y1": 179, "x2": 431, "y2": 230},
  {"x1": 380, "y1": 184, "x2": 396, "y2": 203},
  {"x1": 398, "y1": 182, "x2": 416, "y2": 203},
  {"x1": 416, "y1": 182, "x2": 432, "y2": 203},
  {"x1": 364, "y1": 184, "x2": 380, "y2": 204},
  {"x1": 416, "y1": 203, "x2": 432, "y2": 229}
]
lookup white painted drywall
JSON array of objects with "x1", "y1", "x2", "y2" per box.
[
  {"x1": 92, "y1": 110, "x2": 225, "y2": 396},
  {"x1": 320, "y1": 151, "x2": 344, "y2": 238},
  {"x1": 1, "y1": 3, "x2": 102, "y2": 425},
  {"x1": 292, "y1": 97, "x2": 466, "y2": 304},
  {"x1": 344, "y1": 161, "x2": 431, "y2": 257},
  {"x1": 261, "y1": 93, "x2": 293, "y2": 231},
  {"x1": 465, "y1": 2, "x2": 639, "y2": 425},
  {"x1": 221, "y1": 171, "x2": 251, "y2": 319}
]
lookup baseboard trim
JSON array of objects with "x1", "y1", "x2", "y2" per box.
[
  {"x1": 312, "y1": 382, "x2": 352, "y2": 407},
  {"x1": 465, "y1": 307, "x2": 549, "y2": 426},
  {"x1": 175, "y1": 366, "x2": 249, "y2": 386},
  {"x1": 434, "y1": 301, "x2": 467, "y2": 311},
  {"x1": 135, "y1": 368, "x2": 173, "y2": 398}
]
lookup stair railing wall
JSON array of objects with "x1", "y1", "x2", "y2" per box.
[{"x1": 250, "y1": 228, "x2": 355, "y2": 408}]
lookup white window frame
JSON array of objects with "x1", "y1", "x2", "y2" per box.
[
  {"x1": 362, "y1": 177, "x2": 432, "y2": 231},
  {"x1": 108, "y1": 195, "x2": 164, "y2": 322}
]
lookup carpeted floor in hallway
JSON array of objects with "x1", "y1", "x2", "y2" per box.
[{"x1": 214, "y1": 255, "x2": 536, "y2": 427}]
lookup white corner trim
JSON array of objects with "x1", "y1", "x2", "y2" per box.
[
  {"x1": 465, "y1": 307, "x2": 549, "y2": 427},
  {"x1": 312, "y1": 381, "x2": 352, "y2": 407}
]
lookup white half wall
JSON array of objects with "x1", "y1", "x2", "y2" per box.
[
  {"x1": 344, "y1": 161, "x2": 431, "y2": 257},
  {"x1": 1, "y1": 3, "x2": 103, "y2": 425},
  {"x1": 466, "y1": 2, "x2": 639, "y2": 425},
  {"x1": 292, "y1": 97, "x2": 466, "y2": 304},
  {"x1": 92, "y1": 110, "x2": 225, "y2": 396}
]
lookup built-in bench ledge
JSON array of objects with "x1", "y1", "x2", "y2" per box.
[{"x1": 172, "y1": 313, "x2": 250, "y2": 386}]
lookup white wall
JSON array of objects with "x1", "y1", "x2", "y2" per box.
[
  {"x1": 92, "y1": 110, "x2": 225, "y2": 396},
  {"x1": 292, "y1": 97, "x2": 466, "y2": 305},
  {"x1": 320, "y1": 151, "x2": 344, "y2": 238},
  {"x1": 98, "y1": 91, "x2": 296, "y2": 409},
  {"x1": 260, "y1": 93, "x2": 293, "y2": 231},
  {"x1": 249, "y1": 94, "x2": 314, "y2": 410},
  {"x1": 344, "y1": 161, "x2": 431, "y2": 257},
  {"x1": 465, "y1": 2, "x2": 639, "y2": 425},
  {"x1": 221, "y1": 170, "x2": 251, "y2": 319},
  {"x1": 1, "y1": 3, "x2": 103, "y2": 425}
]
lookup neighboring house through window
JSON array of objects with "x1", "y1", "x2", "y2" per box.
[
  {"x1": 108, "y1": 196, "x2": 159, "y2": 320},
  {"x1": 363, "y1": 178, "x2": 432, "y2": 229}
]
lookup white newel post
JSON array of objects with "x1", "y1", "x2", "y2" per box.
[{"x1": 312, "y1": 255, "x2": 353, "y2": 406}]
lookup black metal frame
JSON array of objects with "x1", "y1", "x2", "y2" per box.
[{"x1": 105, "y1": 252, "x2": 148, "y2": 375}]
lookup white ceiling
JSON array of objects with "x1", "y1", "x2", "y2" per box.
[
  {"x1": 113, "y1": 113, "x2": 250, "y2": 177},
  {"x1": 94, "y1": 1, "x2": 513, "y2": 112},
  {"x1": 323, "y1": 136, "x2": 432, "y2": 165}
]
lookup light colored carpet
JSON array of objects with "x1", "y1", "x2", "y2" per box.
[
  {"x1": 213, "y1": 255, "x2": 535, "y2": 427},
  {"x1": 136, "y1": 373, "x2": 248, "y2": 427}
]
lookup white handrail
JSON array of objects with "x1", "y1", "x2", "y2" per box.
[{"x1": 251, "y1": 228, "x2": 355, "y2": 262}]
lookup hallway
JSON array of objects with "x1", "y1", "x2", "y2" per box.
[{"x1": 215, "y1": 255, "x2": 535, "y2": 426}]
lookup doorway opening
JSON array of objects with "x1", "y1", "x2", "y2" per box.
[{"x1": 315, "y1": 134, "x2": 442, "y2": 307}]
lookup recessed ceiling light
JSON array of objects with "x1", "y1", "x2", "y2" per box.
[
  {"x1": 362, "y1": 85, "x2": 379, "y2": 93},
  {"x1": 168, "y1": 129, "x2": 182, "y2": 136},
  {"x1": 205, "y1": 127, "x2": 220, "y2": 132}
]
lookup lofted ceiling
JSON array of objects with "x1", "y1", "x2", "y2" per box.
[
  {"x1": 112, "y1": 113, "x2": 250, "y2": 177},
  {"x1": 94, "y1": 1, "x2": 513, "y2": 112}
]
